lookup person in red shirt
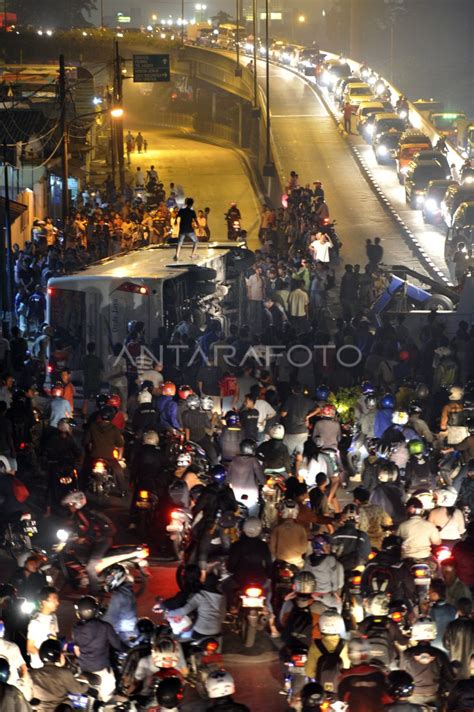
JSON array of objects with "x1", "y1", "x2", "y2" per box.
[{"x1": 60, "y1": 368, "x2": 75, "y2": 413}]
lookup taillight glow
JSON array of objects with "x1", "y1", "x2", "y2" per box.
[
  {"x1": 245, "y1": 586, "x2": 263, "y2": 598},
  {"x1": 205, "y1": 640, "x2": 219, "y2": 653},
  {"x1": 414, "y1": 567, "x2": 428, "y2": 578},
  {"x1": 368, "y1": 551, "x2": 377, "y2": 560},
  {"x1": 171, "y1": 510, "x2": 181, "y2": 519},
  {"x1": 436, "y1": 548, "x2": 452, "y2": 563},
  {"x1": 352, "y1": 575, "x2": 362, "y2": 585},
  {"x1": 47, "y1": 287, "x2": 53, "y2": 295},
  {"x1": 112, "y1": 448, "x2": 120, "y2": 459},
  {"x1": 93, "y1": 461, "x2": 106, "y2": 473},
  {"x1": 138, "y1": 547, "x2": 150, "y2": 559},
  {"x1": 117, "y1": 281, "x2": 149, "y2": 295},
  {"x1": 291, "y1": 654, "x2": 307, "y2": 667},
  {"x1": 139, "y1": 490, "x2": 149, "y2": 500},
  {"x1": 391, "y1": 611, "x2": 402, "y2": 622}
]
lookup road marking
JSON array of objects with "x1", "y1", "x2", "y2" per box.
[{"x1": 271, "y1": 113, "x2": 321, "y2": 118}]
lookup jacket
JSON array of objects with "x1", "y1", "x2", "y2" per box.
[
  {"x1": 358, "y1": 503, "x2": 392, "y2": 549},
  {"x1": 30, "y1": 664, "x2": 87, "y2": 711},
  {"x1": 397, "y1": 516, "x2": 441, "y2": 560},
  {"x1": 331, "y1": 522, "x2": 371, "y2": 571},
  {"x1": 227, "y1": 535, "x2": 272, "y2": 585},
  {"x1": 369, "y1": 483, "x2": 406, "y2": 525},
  {"x1": 443, "y1": 616, "x2": 474, "y2": 678},
  {"x1": 218, "y1": 429, "x2": 243, "y2": 461},
  {"x1": 312, "y1": 419, "x2": 341, "y2": 451},
  {"x1": 83, "y1": 420, "x2": 124, "y2": 459},
  {"x1": 401, "y1": 643, "x2": 454, "y2": 699},
  {"x1": 227, "y1": 455, "x2": 264, "y2": 495},
  {"x1": 72, "y1": 617, "x2": 122, "y2": 672},
  {"x1": 170, "y1": 590, "x2": 226, "y2": 636},
  {"x1": 305, "y1": 634, "x2": 350, "y2": 679},
  {"x1": 374, "y1": 408, "x2": 394, "y2": 439},
  {"x1": 337, "y1": 664, "x2": 390, "y2": 712},
  {"x1": 156, "y1": 395, "x2": 180, "y2": 431},
  {"x1": 303, "y1": 554, "x2": 344, "y2": 594},
  {"x1": 0, "y1": 684, "x2": 32, "y2": 712},
  {"x1": 256, "y1": 440, "x2": 291, "y2": 471},
  {"x1": 102, "y1": 584, "x2": 137, "y2": 643},
  {"x1": 269, "y1": 520, "x2": 308, "y2": 567}
]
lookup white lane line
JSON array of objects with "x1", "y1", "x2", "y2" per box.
[{"x1": 271, "y1": 114, "x2": 322, "y2": 118}]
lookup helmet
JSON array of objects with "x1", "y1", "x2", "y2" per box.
[
  {"x1": 342, "y1": 503, "x2": 360, "y2": 523},
  {"x1": 0, "y1": 657, "x2": 9, "y2": 683},
  {"x1": 57, "y1": 418, "x2": 72, "y2": 433},
  {"x1": 320, "y1": 404, "x2": 336, "y2": 418},
  {"x1": 240, "y1": 439, "x2": 256, "y2": 456},
  {"x1": 412, "y1": 488, "x2": 435, "y2": 511},
  {"x1": 0, "y1": 455, "x2": 12, "y2": 473},
  {"x1": 367, "y1": 593, "x2": 390, "y2": 617},
  {"x1": 201, "y1": 396, "x2": 214, "y2": 412},
  {"x1": 365, "y1": 395, "x2": 377, "y2": 410},
  {"x1": 143, "y1": 430, "x2": 159, "y2": 446},
  {"x1": 210, "y1": 464, "x2": 227, "y2": 484},
  {"x1": 108, "y1": 393, "x2": 121, "y2": 409},
  {"x1": 377, "y1": 462, "x2": 398, "y2": 483},
  {"x1": 411, "y1": 615, "x2": 437, "y2": 641},
  {"x1": 152, "y1": 636, "x2": 179, "y2": 668},
  {"x1": 279, "y1": 499, "x2": 299, "y2": 519},
  {"x1": 176, "y1": 452, "x2": 192, "y2": 468},
  {"x1": 387, "y1": 670, "x2": 415, "y2": 700},
  {"x1": 269, "y1": 423, "x2": 285, "y2": 440},
  {"x1": 104, "y1": 563, "x2": 128, "y2": 591},
  {"x1": 406, "y1": 496, "x2": 424, "y2": 516},
  {"x1": 39, "y1": 638, "x2": 62, "y2": 664},
  {"x1": 392, "y1": 410, "x2": 409, "y2": 425},
  {"x1": 242, "y1": 517, "x2": 263, "y2": 538},
  {"x1": 300, "y1": 681, "x2": 325, "y2": 708},
  {"x1": 99, "y1": 405, "x2": 115, "y2": 421},
  {"x1": 156, "y1": 676, "x2": 184, "y2": 709},
  {"x1": 61, "y1": 490, "x2": 87, "y2": 509},
  {"x1": 382, "y1": 535, "x2": 402, "y2": 552},
  {"x1": 408, "y1": 439, "x2": 424, "y2": 456},
  {"x1": 75, "y1": 595, "x2": 99, "y2": 621},
  {"x1": 190, "y1": 484, "x2": 205, "y2": 501},
  {"x1": 137, "y1": 617, "x2": 155, "y2": 641},
  {"x1": 51, "y1": 383, "x2": 64, "y2": 398},
  {"x1": 293, "y1": 571, "x2": 316, "y2": 594},
  {"x1": 408, "y1": 400, "x2": 423, "y2": 415},
  {"x1": 348, "y1": 636, "x2": 370, "y2": 665},
  {"x1": 415, "y1": 383, "x2": 429, "y2": 400},
  {"x1": 311, "y1": 534, "x2": 330, "y2": 556},
  {"x1": 205, "y1": 669, "x2": 235, "y2": 699},
  {"x1": 361, "y1": 380, "x2": 375, "y2": 395},
  {"x1": 449, "y1": 385, "x2": 464, "y2": 401},
  {"x1": 162, "y1": 381, "x2": 176, "y2": 397},
  {"x1": 318, "y1": 608, "x2": 344, "y2": 635},
  {"x1": 178, "y1": 385, "x2": 193, "y2": 400},
  {"x1": 435, "y1": 487, "x2": 459, "y2": 508},
  {"x1": 186, "y1": 394, "x2": 201, "y2": 410},
  {"x1": 315, "y1": 385, "x2": 330, "y2": 401},
  {"x1": 225, "y1": 411, "x2": 240, "y2": 427},
  {"x1": 138, "y1": 390, "x2": 152, "y2": 404},
  {"x1": 96, "y1": 393, "x2": 110, "y2": 409},
  {"x1": 380, "y1": 393, "x2": 395, "y2": 409}
]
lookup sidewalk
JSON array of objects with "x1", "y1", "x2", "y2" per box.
[{"x1": 124, "y1": 128, "x2": 261, "y2": 249}]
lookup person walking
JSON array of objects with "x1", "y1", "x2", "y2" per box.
[
  {"x1": 288, "y1": 280, "x2": 309, "y2": 334},
  {"x1": 174, "y1": 197, "x2": 198, "y2": 261},
  {"x1": 125, "y1": 131, "x2": 135, "y2": 164},
  {"x1": 135, "y1": 132, "x2": 144, "y2": 153},
  {"x1": 245, "y1": 265, "x2": 265, "y2": 333},
  {"x1": 309, "y1": 232, "x2": 333, "y2": 263},
  {"x1": 343, "y1": 100, "x2": 353, "y2": 133}
]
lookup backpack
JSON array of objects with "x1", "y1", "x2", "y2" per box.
[
  {"x1": 437, "y1": 357, "x2": 458, "y2": 387},
  {"x1": 283, "y1": 603, "x2": 313, "y2": 645},
  {"x1": 363, "y1": 617, "x2": 392, "y2": 666},
  {"x1": 447, "y1": 409, "x2": 465, "y2": 427},
  {"x1": 314, "y1": 638, "x2": 344, "y2": 692},
  {"x1": 366, "y1": 564, "x2": 397, "y2": 596}
]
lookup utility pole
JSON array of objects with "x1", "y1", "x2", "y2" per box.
[
  {"x1": 2, "y1": 142, "x2": 14, "y2": 323},
  {"x1": 349, "y1": 0, "x2": 358, "y2": 59},
  {"x1": 100, "y1": 0, "x2": 104, "y2": 28},
  {"x1": 114, "y1": 40, "x2": 125, "y2": 194},
  {"x1": 235, "y1": 0, "x2": 241, "y2": 76},
  {"x1": 59, "y1": 54, "x2": 69, "y2": 226},
  {"x1": 252, "y1": 0, "x2": 258, "y2": 110},
  {"x1": 263, "y1": 0, "x2": 273, "y2": 174},
  {"x1": 181, "y1": 0, "x2": 185, "y2": 44}
]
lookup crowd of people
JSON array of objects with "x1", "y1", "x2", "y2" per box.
[{"x1": 0, "y1": 165, "x2": 473, "y2": 712}]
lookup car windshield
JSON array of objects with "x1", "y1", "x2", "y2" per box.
[
  {"x1": 350, "y1": 86, "x2": 373, "y2": 96},
  {"x1": 413, "y1": 165, "x2": 445, "y2": 181},
  {"x1": 331, "y1": 63, "x2": 351, "y2": 78},
  {"x1": 381, "y1": 133, "x2": 402, "y2": 148},
  {"x1": 377, "y1": 119, "x2": 405, "y2": 133},
  {"x1": 428, "y1": 185, "x2": 452, "y2": 200}
]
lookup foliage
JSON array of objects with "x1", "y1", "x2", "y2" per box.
[
  {"x1": 210, "y1": 10, "x2": 233, "y2": 26},
  {"x1": 328, "y1": 386, "x2": 361, "y2": 423},
  {"x1": 13, "y1": 0, "x2": 97, "y2": 28}
]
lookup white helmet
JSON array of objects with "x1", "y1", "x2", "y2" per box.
[
  {"x1": 411, "y1": 616, "x2": 437, "y2": 642},
  {"x1": 200, "y1": 396, "x2": 214, "y2": 411},
  {"x1": 449, "y1": 386, "x2": 464, "y2": 401},
  {"x1": 412, "y1": 488, "x2": 435, "y2": 511},
  {"x1": 176, "y1": 452, "x2": 192, "y2": 468},
  {"x1": 242, "y1": 517, "x2": 263, "y2": 538},
  {"x1": 366, "y1": 593, "x2": 390, "y2": 617},
  {"x1": 0, "y1": 455, "x2": 13, "y2": 473},
  {"x1": 269, "y1": 424, "x2": 285, "y2": 440},
  {"x1": 377, "y1": 463, "x2": 398, "y2": 483},
  {"x1": 61, "y1": 491, "x2": 87, "y2": 509},
  {"x1": 348, "y1": 635, "x2": 370, "y2": 665},
  {"x1": 279, "y1": 499, "x2": 299, "y2": 519},
  {"x1": 392, "y1": 411, "x2": 409, "y2": 425},
  {"x1": 319, "y1": 608, "x2": 344, "y2": 635},
  {"x1": 138, "y1": 390, "x2": 152, "y2": 404},
  {"x1": 143, "y1": 430, "x2": 159, "y2": 446},
  {"x1": 435, "y1": 487, "x2": 457, "y2": 508},
  {"x1": 205, "y1": 670, "x2": 235, "y2": 699}
]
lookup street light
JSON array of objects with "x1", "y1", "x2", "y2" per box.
[
  {"x1": 263, "y1": 0, "x2": 273, "y2": 175},
  {"x1": 298, "y1": 14, "x2": 306, "y2": 22},
  {"x1": 110, "y1": 106, "x2": 124, "y2": 118}
]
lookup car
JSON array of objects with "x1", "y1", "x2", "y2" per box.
[
  {"x1": 396, "y1": 131, "x2": 432, "y2": 184},
  {"x1": 320, "y1": 60, "x2": 352, "y2": 89},
  {"x1": 446, "y1": 201, "x2": 474, "y2": 260},
  {"x1": 410, "y1": 149, "x2": 452, "y2": 179},
  {"x1": 372, "y1": 113, "x2": 407, "y2": 141},
  {"x1": 404, "y1": 160, "x2": 447, "y2": 208},
  {"x1": 430, "y1": 112, "x2": 466, "y2": 142},
  {"x1": 355, "y1": 101, "x2": 385, "y2": 134},
  {"x1": 441, "y1": 183, "x2": 474, "y2": 228},
  {"x1": 422, "y1": 179, "x2": 458, "y2": 224},
  {"x1": 372, "y1": 129, "x2": 403, "y2": 164},
  {"x1": 342, "y1": 82, "x2": 375, "y2": 111},
  {"x1": 334, "y1": 75, "x2": 359, "y2": 102}
]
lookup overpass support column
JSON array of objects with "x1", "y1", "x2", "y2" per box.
[{"x1": 211, "y1": 92, "x2": 217, "y2": 122}]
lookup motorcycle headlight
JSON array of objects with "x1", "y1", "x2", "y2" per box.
[
  {"x1": 377, "y1": 145, "x2": 388, "y2": 156},
  {"x1": 424, "y1": 198, "x2": 438, "y2": 213},
  {"x1": 364, "y1": 124, "x2": 374, "y2": 135},
  {"x1": 56, "y1": 529, "x2": 69, "y2": 542},
  {"x1": 21, "y1": 600, "x2": 35, "y2": 615}
]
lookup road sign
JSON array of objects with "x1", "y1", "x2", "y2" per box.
[{"x1": 133, "y1": 54, "x2": 170, "y2": 83}]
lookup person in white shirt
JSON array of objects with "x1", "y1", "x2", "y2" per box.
[
  {"x1": 27, "y1": 587, "x2": 60, "y2": 669},
  {"x1": 140, "y1": 362, "x2": 164, "y2": 394},
  {"x1": 254, "y1": 397, "x2": 276, "y2": 441},
  {"x1": 397, "y1": 497, "x2": 441, "y2": 561},
  {"x1": 0, "y1": 621, "x2": 32, "y2": 699},
  {"x1": 309, "y1": 232, "x2": 333, "y2": 263}
]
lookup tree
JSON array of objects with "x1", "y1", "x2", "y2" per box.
[
  {"x1": 210, "y1": 10, "x2": 233, "y2": 26},
  {"x1": 14, "y1": 0, "x2": 96, "y2": 28}
]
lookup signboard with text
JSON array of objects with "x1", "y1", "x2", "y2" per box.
[{"x1": 133, "y1": 54, "x2": 170, "y2": 83}]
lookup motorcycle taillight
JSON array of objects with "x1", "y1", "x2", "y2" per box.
[
  {"x1": 391, "y1": 611, "x2": 402, "y2": 622},
  {"x1": 139, "y1": 490, "x2": 149, "y2": 500},
  {"x1": 245, "y1": 586, "x2": 263, "y2": 598},
  {"x1": 291, "y1": 654, "x2": 307, "y2": 667},
  {"x1": 280, "y1": 569, "x2": 293, "y2": 578}
]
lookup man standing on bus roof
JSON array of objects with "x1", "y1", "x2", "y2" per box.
[{"x1": 174, "y1": 197, "x2": 198, "y2": 262}]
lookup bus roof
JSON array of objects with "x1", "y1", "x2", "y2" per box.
[{"x1": 48, "y1": 242, "x2": 243, "y2": 284}]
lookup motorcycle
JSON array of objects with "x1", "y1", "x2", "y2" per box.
[
  {"x1": 271, "y1": 560, "x2": 298, "y2": 622},
  {"x1": 3, "y1": 512, "x2": 37, "y2": 563},
  {"x1": 261, "y1": 473, "x2": 286, "y2": 531},
  {"x1": 185, "y1": 636, "x2": 223, "y2": 698},
  {"x1": 283, "y1": 640, "x2": 309, "y2": 705},
  {"x1": 226, "y1": 216, "x2": 243, "y2": 241},
  {"x1": 48, "y1": 463, "x2": 79, "y2": 512},
  {"x1": 234, "y1": 583, "x2": 268, "y2": 648},
  {"x1": 89, "y1": 449, "x2": 125, "y2": 497},
  {"x1": 135, "y1": 488, "x2": 159, "y2": 540},
  {"x1": 166, "y1": 506, "x2": 193, "y2": 561},
  {"x1": 50, "y1": 528, "x2": 150, "y2": 594},
  {"x1": 410, "y1": 562, "x2": 432, "y2": 609}
]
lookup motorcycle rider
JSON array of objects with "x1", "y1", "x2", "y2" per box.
[
  {"x1": 205, "y1": 669, "x2": 250, "y2": 712},
  {"x1": 397, "y1": 497, "x2": 441, "y2": 563},
  {"x1": 0, "y1": 657, "x2": 32, "y2": 712},
  {"x1": 0, "y1": 620, "x2": 31, "y2": 700},
  {"x1": 72, "y1": 595, "x2": 123, "y2": 703},
  {"x1": 182, "y1": 393, "x2": 217, "y2": 465},
  {"x1": 61, "y1": 491, "x2": 116, "y2": 594},
  {"x1": 156, "y1": 381, "x2": 181, "y2": 432},
  {"x1": 44, "y1": 418, "x2": 81, "y2": 513},
  {"x1": 226, "y1": 516, "x2": 272, "y2": 606},
  {"x1": 280, "y1": 572, "x2": 328, "y2": 653},
  {"x1": 46, "y1": 382, "x2": 72, "y2": 429},
  {"x1": 227, "y1": 439, "x2": 264, "y2": 516},
  {"x1": 13, "y1": 553, "x2": 48, "y2": 601},
  {"x1": 440, "y1": 385, "x2": 465, "y2": 446},
  {"x1": 305, "y1": 608, "x2": 350, "y2": 686},
  {"x1": 358, "y1": 593, "x2": 410, "y2": 667},
  {"x1": 331, "y1": 504, "x2": 371, "y2": 574},
  {"x1": 374, "y1": 393, "x2": 395, "y2": 440},
  {"x1": 280, "y1": 383, "x2": 315, "y2": 466},
  {"x1": 83, "y1": 404, "x2": 126, "y2": 493},
  {"x1": 30, "y1": 638, "x2": 87, "y2": 711},
  {"x1": 443, "y1": 597, "x2": 474, "y2": 680},
  {"x1": 225, "y1": 202, "x2": 242, "y2": 239},
  {"x1": 353, "y1": 486, "x2": 392, "y2": 550},
  {"x1": 359, "y1": 394, "x2": 378, "y2": 439},
  {"x1": 407, "y1": 401, "x2": 435, "y2": 444},
  {"x1": 401, "y1": 615, "x2": 455, "y2": 706},
  {"x1": 132, "y1": 389, "x2": 160, "y2": 436},
  {"x1": 102, "y1": 563, "x2": 138, "y2": 644},
  {"x1": 155, "y1": 676, "x2": 185, "y2": 711},
  {"x1": 455, "y1": 459, "x2": 474, "y2": 519},
  {"x1": 384, "y1": 670, "x2": 425, "y2": 711},
  {"x1": 26, "y1": 586, "x2": 59, "y2": 669},
  {"x1": 337, "y1": 635, "x2": 390, "y2": 712},
  {"x1": 0, "y1": 457, "x2": 29, "y2": 541},
  {"x1": 303, "y1": 534, "x2": 344, "y2": 611},
  {"x1": 167, "y1": 571, "x2": 226, "y2": 642},
  {"x1": 269, "y1": 499, "x2": 308, "y2": 569},
  {"x1": 218, "y1": 411, "x2": 244, "y2": 462},
  {"x1": 429, "y1": 487, "x2": 466, "y2": 546},
  {"x1": 369, "y1": 462, "x2": 406, "y2": 525},
  {"x1": 257, "y1": 423, "x2": 291, "y2": 474},
  {"x1": 405, "y1": 439, "x2": 436, "y2": 493},
  {"x1": 311, "y1": 404, "x2": 341, "y2": 452},
  {"x1": 361, "y1": 535, "x2": 416, "y2": 606}
]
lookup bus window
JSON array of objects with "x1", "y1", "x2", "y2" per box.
[{"x1": 48, "y1": 288, "x2": 86, "y2": 367}]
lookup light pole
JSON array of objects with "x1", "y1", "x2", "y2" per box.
[
  {"x1": 263, "y1": 0, "x2": 273, "y2": 174},
  {"x1": 100, "y1": 0, "x2": 104, "y2": 29},
  {"x1": 181, "y1": 0, "x2": 185, "y2": 44},
  {"x1": 252, "y1": 0, "x2": 259, "y2": 112},
  {"x1": 235, "y1": 0, "x2": 241, "y2": 76}
]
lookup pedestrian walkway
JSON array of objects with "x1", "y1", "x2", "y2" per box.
[{"x1": 125, "y1": 128, "x2": 261, "y2": 249}]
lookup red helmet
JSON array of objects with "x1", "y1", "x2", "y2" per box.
[
  {"x1": 107, "y1": 393, "x2": 121, "y2": 409},
  {"x1": 51, "y1": 383, "x2": 64, "y2": 398},
  {"x1": 162, "y1": 381, "x2": 176, "y2": 397},
  {"x1": 178, "y1": 384, "x2": 193, "y2": 400},
  {"x1": 399, "y1": 350, "x2": 410, "y2": 362},
  {"x1": 321, "y1": 404, "x2": 336, "y2": 418}
]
